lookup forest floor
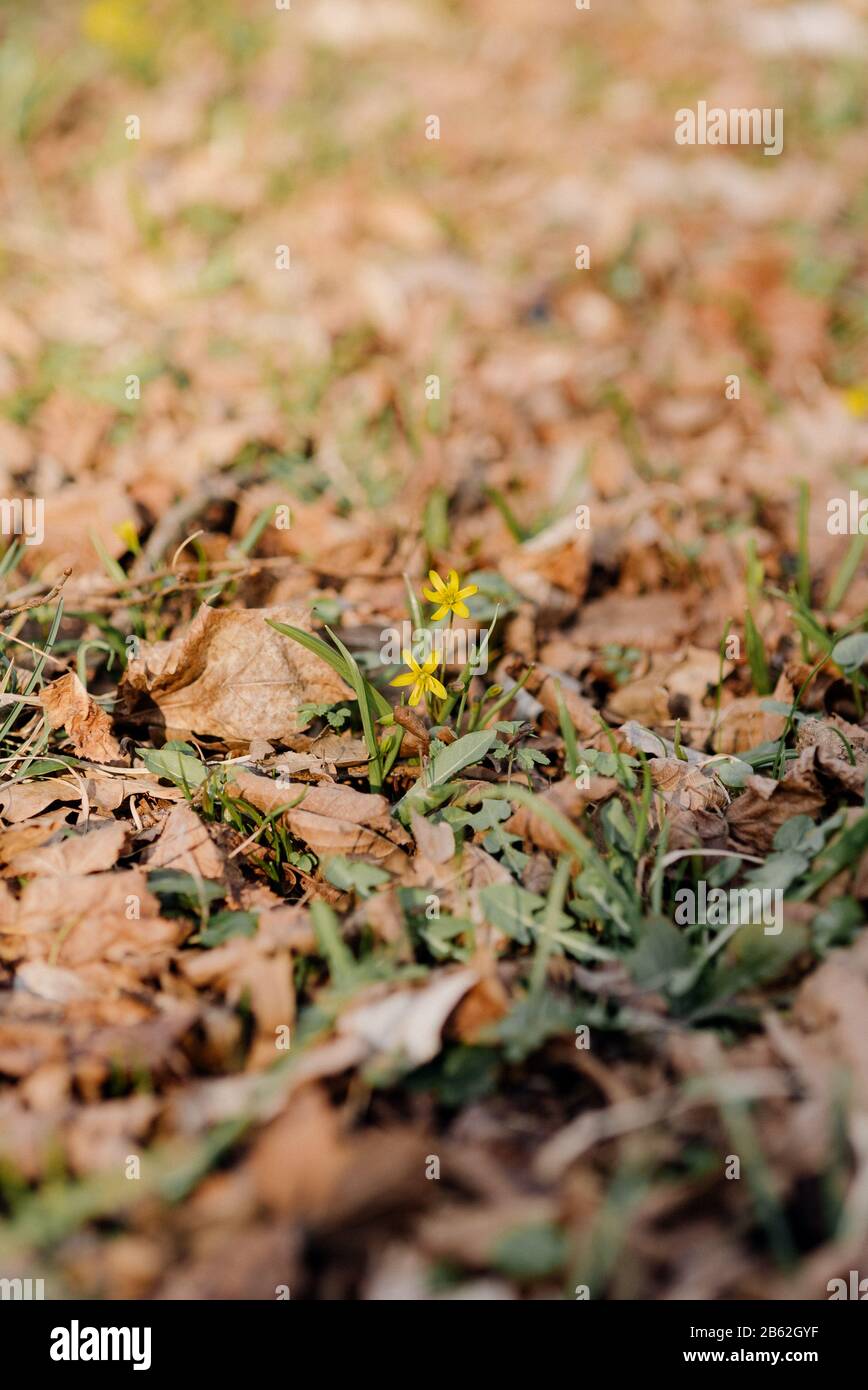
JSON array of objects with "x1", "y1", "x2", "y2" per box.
[{"x1": 0, "y1": 0, "x2": 867, "y2": 1300}]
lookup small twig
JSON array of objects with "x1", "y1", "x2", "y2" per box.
[{"x1": 0, "y1": 567, "x2": 72, "y2": 622}]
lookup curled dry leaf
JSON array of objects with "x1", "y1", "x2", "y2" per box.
[
  {"x1": 727, "y1": 748, "x2": 827, "y2": 853},
  {"x1": 649, "y1": 759, "x2": 729, "y2": 813},
  {"x1": 121, "y1": 603, "x2": 353, "y2": 742},
  {"x1": 796, "y1": 715, "x2": 868, "y2": 785},
  {"x1": 40, "y1": 672, "x2": 123, "y2": 763},
  {"x1": 619, "y1": 720, "x2": 707, "y2": 765}
]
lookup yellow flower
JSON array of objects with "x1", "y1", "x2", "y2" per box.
[
  {"x1": 390, "y1": 649, "x2": 447, "y2": 707},
  {"x1": 81, "y1": 0, "x2": 157, "y2": 60},
  {"x1": 422, "y1": 568, "x2": 478, "y2": 621},
  {"x1": 845, "y1": 384, "x2": 868, "y2": 418},
  {"x1": 114, "y1": 518, "x2": 140, "y2": 555}
]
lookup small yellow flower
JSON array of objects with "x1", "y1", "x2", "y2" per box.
[
  {"x1": 422, "y1": 568, "x2": 478, "y2": 621},
  {"x1": 845, "y1": 384, "x2": 868, "y2": 418},
  {"x1": 390, "y1": 649, "x2": 447, "y2": 707},
  {"x1": 82, "y1": 0, "x2": 157, "y2": 59},
  {"x1": 115, "y1": 518, "x2": 140, "y2": 555}
]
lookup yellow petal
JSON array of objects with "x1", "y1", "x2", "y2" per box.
[
  {"x1": 428, "y1": 676, "x2": 448, "y2": 700},
  {"x1": 408, "y1": 682, "x2": 424, "y2": 706},
  {"x1": 420, "y1": 652, "x2": 439, "y2": 674},
  {"x1": 391, "y1": 672, "x2": 415, "y2": 687},
  {"x1": 452, "y1": 601, "x2": 470, "y2": 619},
  {"x1": 456, "y1": 584, "x2": 477, "y2": 600},
  {"x1": 430, "y1": 604, "x2": 449, "y2": 622},
  {"x1": 422, "y1": 587, "x2": 440, "y2": 603},
  {"x1": 427, "y1": 569, "x2": 447, "y2": 595},
  {"x1": 402, "y1": 649, "x2": 422, "y2": 675}
]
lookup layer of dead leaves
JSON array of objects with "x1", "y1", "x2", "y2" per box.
[{"x1": 0, "y1": 0, "x2": 867, "y2": 1302}]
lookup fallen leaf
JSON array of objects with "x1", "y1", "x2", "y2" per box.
[
  {"x1": 337, "y1": 969, "x2": 479, "y2": 1067},
  {"x1": 41, "y1": 672, "x2": 124, "y2": 762},
  {"x1": 3, "y1": 820, "x2": 126, "y2": 878},
  {"x1": 727, "y1": 748, "x2": 827, "y2": 852},
  {"x1": 227, "y1": 767, "x2": 411, "y2": 867},
  {"x1": 713, "y1": 674, "x2": 793, "y2": 755},
  {"x1": 148, "y1": 801, "x2": 225, "y2": 879},
  {"x1": 121, "y1": 604, "x2": 353, "y2": 742}
]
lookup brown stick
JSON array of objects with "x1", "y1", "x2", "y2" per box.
[{"x1": 0, "y1": 567, "x2": 72, "y2": 622}]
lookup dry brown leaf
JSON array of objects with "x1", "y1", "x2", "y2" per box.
[
  {"x1": 41, "y1": 672, "x2": 124, "y2": 762},
  {"x1": 3, "y1": 820, "x2": 126, "y2": 878},
  {"x1": 410, "y1": 809, "x2": 455, "y2": 864},
  {"x1": 0, "y1": 868, "x2": 156, "y2": 936},
  {"x1": 609, "y1": 646, "x2": 723, "y2": 724},
  {"x1": 450, "y1": 974, "x2": 511, "y2": 1042},
  {"x1": 727, "y1": 747, "x2": 827, "y2": 853},
  {"x1": 147, "y1": 801, "x2": 225, "y2": 879},
  {"x1": 121, "y1": 603, "x2": 353, "y2": 742},
  {"x1": 337, "y1": 968, "x2": 479, "y2": 1067},
  {"x1": 83, "y1": 774, "x2": 185, "y2": 813},
  {"x1": 24, "y1": 481, "x2": 133, "y2": 576},
  {"x1": 649, "y1": 759, "x2": 729, "y2": 813},
  {"x1": 226, "y1": 766, "x2": 410, "y2": 867},
  {"x1": 0, "y1": 780, "x2": 81, "y2": 824},
  {"x1": 0, "y1": 813, "x2": 70, "y2": 867},
  {"x1": 793, "y1": 934, "x2": 868, "y2": 1110},
  {"x1": 505, "y1": 775, "x2": 619, "y2": 852},
  {"x1": 796, "y1": 715, "x2": 868, "y2": 789},
  {"x1": 247, "y1": 1087, "x2": 349, "y2": 1217},
  {"x1": 575, "y1": 592, "x2": 691, "y2": 652},
  {"x1": 713, "y1": 673, "x2": 793, "y2": 755},
  {"x1": 534, "y1": 672, "x2": 599, "y2": 738},
  {"x1": 15, "y1": 961, "x2": 98, "y2": 1004}
]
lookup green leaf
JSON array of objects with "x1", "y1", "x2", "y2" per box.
[
  {"x1": 712, "y1": 920, "x2": 808, "y2": 995},
  {"x1": 714, "y1": 757, "x2": 752, "y2": 788},
  {"x1": 793, "y1": 810, "x2": 868, "y2": 900},
  {"x1": 493, "y1": 1223, "x2": 567, "y2": 1280},
  {"x1": 445, "y1": 798, "x2": 510, "y2": 832},
  {"x1": 407, "y1": 1045, "x2": 499, "y2": 1107},
  {"x1": 832, "y1": 632, "x2": 868, "y2": 672},
  {"x1": 297, "y1": 701, "x2": 352, "y2": 732},
  {"x1": 138, "y1": 742, "x2": 208, "y2": 791},
  {"x1": 481, "y1": 826, "x2": 529, "y2": 876},
  {"x1": 192, "y1": 910, "x2": 258, "y2": 947},
  {"x1": 479, "y1": 882, "x2": 565, "y2": 944},
  {"x1": 425, "y1": 729, "x2": 497, "y2": 788},
  {"x1": 419, "y1": 914, "x2": 475, "y2": 963},
  {"x1": 494, "y1": 990, "x2": 578, "y2": 1062},
  {"x1": 325, "y1": 626, "x2": 386, "y2": 791},
  {"x1": 745, "y1": 850, "x2": 809, "y2": 892},
  {"x1": 394, "y1": 730, "x2": 498, "y2": 821},
  {"x1": 773, "y1": 814, "x2": 821, "y2": 854},
  {"x1": 323, "y1": 856, "x2": 391, "y2": 898},
  {"x1": 628, "y1": 918, "x2": 693, "y2": 991},
  {"x1": 813, "y1": 897, "x2": 863, "y2": 952},
  {"x1": 147, "y1": 870, "x2": 223, "y2": 915}
]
